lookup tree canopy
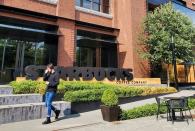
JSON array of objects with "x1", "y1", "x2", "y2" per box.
[{"x1": 140, "y1": 2, "x2": 195, "y2": 64}]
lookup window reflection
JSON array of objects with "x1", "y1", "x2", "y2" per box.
[
  {"x1": 173, "y1": 2, "x2": 195, "y2": 24},
  {"x1": 76, "y1": 30, "x2": 117, "y2": 68},
  {"x1": 75, "y1": 0, "x2": 109, "y2": 14},
  {"x1": 0, "y1": 17, "x2": 58, "y2": 83}
]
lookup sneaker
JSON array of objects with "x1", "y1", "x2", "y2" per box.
[
  {"x1": 55, "y1": 110, "x2": 60, "y2": 120},
  {"x1": 42, "y1": 117, "x2": 51, "y2": 124}
]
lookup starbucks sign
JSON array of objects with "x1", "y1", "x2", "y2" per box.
[{"x1": 25, "y1": 65, "x2": 133, "y2": 81}]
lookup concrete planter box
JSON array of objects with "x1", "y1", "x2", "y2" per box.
[
  {"x1": 100, "y1": 105, "x2": 121, "y2": 122},
  {"x1": 0, "y1": 86, "x2": 13, "y2": 95}
]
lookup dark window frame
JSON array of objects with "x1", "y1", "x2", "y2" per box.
[{"x1": 76, "y1": 0, "x2": 110, "y2": 14}]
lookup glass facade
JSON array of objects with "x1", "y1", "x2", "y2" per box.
[
  {"x1": 173, "y1": 1, "x2": 195, "y2": 24},
  {"x1": 75, "y1": 0, "x2": 110, "y2": 14},
  {"x1": 76, "y1": 30, "x2": 117, "y2": 68},
  {"x1": 148, "y1": 0, "x2": 195, "y2": 25},
  {"x1": 0, "y1": 17, "x2": 58, "y2": 83},
  {"x1": 147, "y1": 0, "x2": 169, "y2": 11}
]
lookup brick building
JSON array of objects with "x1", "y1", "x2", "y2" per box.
[{"x1": 0, "y1": 0, "x2": 194, "y2": 83}]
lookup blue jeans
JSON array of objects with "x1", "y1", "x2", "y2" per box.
[{"x1": 45, "y1": 91, "x2": 56, "y2": 117}]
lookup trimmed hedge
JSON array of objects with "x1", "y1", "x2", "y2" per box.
[
  {"x1": 120, "y1": 103, "x2": 166, "y2": 120},
  {"x1": 10, "y1": 80, "x2": 65, "y2": 95},
  {"x1": 58, "y1": 80, "x2": 118, "y2": 91},
  {"x1": 10, "y1": 80, "x2": 46, "y2": 94},
  {"x1": 63, "y1": 87, "x2": 145, "y2": 102},
  {"x1": 120, "y1": 98, "x2": 195, "y2": 120},
  {"x1": 10, "y1": 80, "x2": 177, "y2": 103},
  {"x1": 64, "y1": 89, "x2": 105, "y2": 102}
]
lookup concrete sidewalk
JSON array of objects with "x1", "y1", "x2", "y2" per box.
[
  {"x1": 0, "y1": 97, "x2": 156, "y2": 131},
  {"x1": 1, "y1": 109, "x2": 195, "y2": 131},
  {"x1": 1, "y1": 90, "x2": 195, "y2": 131}
]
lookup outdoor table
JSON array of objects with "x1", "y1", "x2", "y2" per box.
[{"x1": 158, "y1": 90, "x2": 195, "y2": 121}]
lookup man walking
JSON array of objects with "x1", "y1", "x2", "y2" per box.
[{"x1": 42, "y1": 63, "x2": 60, "y2": 124}]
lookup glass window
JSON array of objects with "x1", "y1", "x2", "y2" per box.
[
  {"x1": 92, "y1": 3, "x2": 100, "y2": 11},
  {"x1": 173, "y1": 2, "x2": 195, "y2": 24},
  {"x1": 147, "y1": 0, "x2": 169, "y2": 12},
  {"x1": 76, "y1": 47, "x2": 96, "y2": 67},
  {"x1": 0, "y1": 17, "x2": 58, "y2": 83},
  {"x1": 76, "y1": 0, "x2": 110, "y2": 14},
  {"x1": 76, "y1": 30, "x2": 117, "y2": 68},
  {"x1": 83, "y1": 0, "x2": 92, "y2": 9},
  {"x1": 172, "y1": 0, "x2": 186, "y2": 6},
  {"x1": 101, "y1": 46, "x2": 117, "y2": 67},
  {"x1": 76, "y1": 0, "x2": 81, "y2": 6}
]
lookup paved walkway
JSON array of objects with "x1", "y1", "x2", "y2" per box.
[{"x1": 1, "y1": 90, "x2": 195, "y2": 131}]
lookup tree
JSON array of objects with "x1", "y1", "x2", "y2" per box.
[{"x1": 140, "y1": 2, "x2": 195, "y2": 87}]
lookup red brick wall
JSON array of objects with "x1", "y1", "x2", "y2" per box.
[
  {"x1": 131, "y1": 0, "x2": 150, "y2": 77},
  {"x1": 75, "y1": 10, "x2": 113, "y2": 28},
  {"x1": 0, "y1": 11, "x2": 57, "y2": 25},
  {"x1": 185, "y1": 0, "x2": 195, "y2": 10},
  {"x1": 0, "y1": 0, "x2": 4, "y2": 4},
  {"x1": 114, "y1": 0, "x2": 134, "y2": 70},
  {"x1": 57, "y1": 19, "x2": 76, "y2": 67},
  {"x1": 2, "y1": 0, "x2": 57, "y2": 15},
  {"x1": 57, "y1": 0, "x2": 75, "y2": 20},
  {"x1": 113, "y1": 0, "x2": 149, "y2": 77}
]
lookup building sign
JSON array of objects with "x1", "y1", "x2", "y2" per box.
[
  {"x1": 115, "y1": 78, "x2": 161, "y2": 86},
  {"x1": 25, "y1": 65, "x2": 134, "y2": 81}
]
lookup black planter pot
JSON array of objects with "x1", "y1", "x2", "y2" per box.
[{"x1": 100, "y1": 105, "x2": 121, "y2": 122}]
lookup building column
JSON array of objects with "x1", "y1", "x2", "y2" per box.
[{"x1": 57, "y1": 19, "x2": 75, "y2": 67}]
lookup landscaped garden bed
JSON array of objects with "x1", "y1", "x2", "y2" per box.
[{"x1": 10, "y1": 80, "x2": 177, "y2": 113}]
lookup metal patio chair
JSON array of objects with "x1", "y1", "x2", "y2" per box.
[
  {"x1": 167, "y1": 97, "x2": 193, "y2": 124},
  {"x1": 155, "y1": 97, "x2": 171, "y2": 121}
]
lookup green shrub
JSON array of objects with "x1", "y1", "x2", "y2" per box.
[
  {"x1": 120, "y1": 103, "x2": 167, "y2": 120},
  {"x1": 10, "y1": 80, "x2": 41, "y2": 94},
  {"x1": 10, "y1": 80, "x2": 177, "y2": 103},
  {"x1": 58, "y1": 80, "x2": 116, "y2": 92},
  {"x1": 188, "y1": 98, "x2": 195, "y2": 109},
  {"x1": 120, "y1": 99, "x2": 195, "y2": 120},
  {"x1": 101, "y1": 89, "x2": 118, "y2": 107},
  {"x1": 64, "y1": 89, "x2": 105, "y2": 102},
  {"x1": 117, "y1": 87, "x2": 143, "y2": 97}
]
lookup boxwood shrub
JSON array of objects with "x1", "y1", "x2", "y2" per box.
[{"x1": 101, "y1": 89, "x2": 118, "y2": 107}]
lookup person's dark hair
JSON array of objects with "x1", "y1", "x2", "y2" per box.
[{"x1": 47, "y1": 63, "x2": 54, "y2": 69}]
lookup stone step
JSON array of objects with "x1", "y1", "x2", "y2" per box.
[
  {"x1": 0, "y1": 101, "x2": 71, "y2": 124},
  {"x1": 0, "y1": 85, "x2": 13, "y2": 95},
  {"x1": 0, "y1": 94, "x2": 43, "y2": 105}
]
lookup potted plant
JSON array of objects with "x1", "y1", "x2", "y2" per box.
[{"x1": 100, "y1": 89, "x2": 121, "y2": 122}]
